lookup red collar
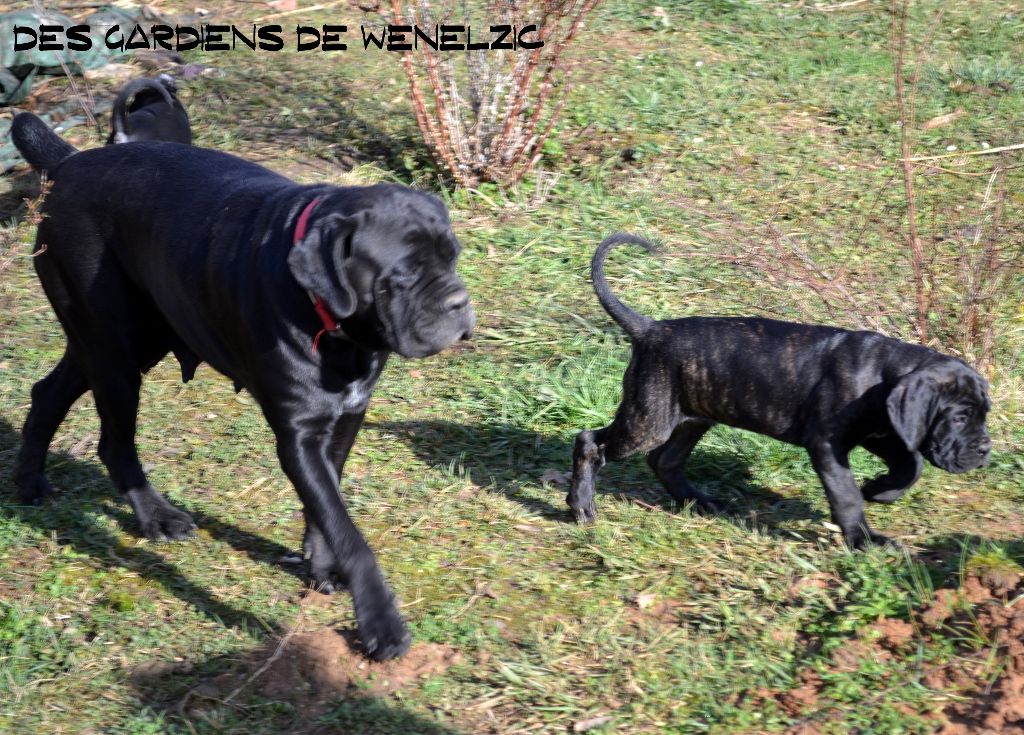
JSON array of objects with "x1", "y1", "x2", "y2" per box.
[{"x1": 294, "y1": 197, "x2": 341, "y2": 351}]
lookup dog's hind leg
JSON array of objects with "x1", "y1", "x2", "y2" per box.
[
  {"x1": 647, "y1": 419, "x2": 721, "y2": 513},
  {"x1": 14, "y1": 351, "x2": 89, "y2": 503},
  {"x1": 86, "y1": 359, "x2": 197, "y2": 541},
  {"x1": 860, "y1": 435, "x2": 922, "y2": 504},
  {"x1": 568, "y1": 373, "x2": 679, "y2": 524}
]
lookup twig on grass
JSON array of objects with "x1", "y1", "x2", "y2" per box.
[
  {"x1": 903, "y1": 142, "x2": 1024, "y2": 162},
  {"x1": 812, "y1": 0, "x2": 870, "y2": 11},
  {"x1": 222, "y1": 613, "x2": 304, "y2": 705}
]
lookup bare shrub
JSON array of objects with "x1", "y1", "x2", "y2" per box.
[
  {"x1": 887, "y1": 0, "x2": 1022, "y2": 369},
  {"x1": 389, "y1": 0, "x2": 600, "y2": 188},
  {"x1": 675, "y1": 3, "x2": 1022, "y2": 372},
  {"x1": 1, "y1": 179, "x2": 50, "y2": 279}
]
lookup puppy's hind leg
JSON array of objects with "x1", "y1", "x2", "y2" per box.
[
  {"x1": 647, "y1": 420, "x2": 721, "y2": 513},
  {"x1": 860, "y1": 435, "x2": 922, "y2": 504},
  {"x1": 14, "y1": 350, "x2": 89, "y2": 503},
  {"x1": 568, "y1": 401, "x2": 677, "y2": 524},
  {"x1": 568, "y1": 428, "x2": 606, "y2": 524}
]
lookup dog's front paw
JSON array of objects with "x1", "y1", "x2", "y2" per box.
[
  {"x1": 354, "y1": 591, "x2": 411, "y2": 661},
  {"x1": 139, "y1": 506, "x2": 198, "y2": 542},
  {"x1": 861, "y1": 478, "x2": 908, "y2": 504},
  {"x1": 15, "y1": 474, "x2": 57, "y2": 505}
]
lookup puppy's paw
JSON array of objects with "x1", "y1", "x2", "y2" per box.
[
  {"x1": 303, "y1": 521, "x2": 344, "y2": 593},
  {"x1": 355, "y1": 594, "x2": 411, "y2": 661},
  {"x1": 568, "y1": 497, "x2": 598, "y2": 524},
  {"x1": 861, "y1": 479, "x2": 908, "y2": 504},
  {"x1": 305, "y1": 567, "x2": 343, "y2": 595},
  {"x1": 846, "y1": 528, "x2": 899, "y2": 551},
  {"x1": 691, "y1": 492, "x2": 723, "y2": 515}
]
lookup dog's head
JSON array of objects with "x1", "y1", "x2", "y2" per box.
[
  {"x1": 886, "y1": 359, "x2": 991, "y2": 473},
  {"x1": 288, "y1": 184, "x2": 475, "y2": 358}
]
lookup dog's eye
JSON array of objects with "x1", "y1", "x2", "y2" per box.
[
  {"x1": 390, "y1": 266, "x2": 417, "y2": 283},
  {"x1": 951, "y1": 413, "x2": 969, "y2": 425}
]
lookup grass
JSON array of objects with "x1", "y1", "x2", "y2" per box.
[{"x1": 1, "y1": 0, "x2": 1023, "y2": 733}]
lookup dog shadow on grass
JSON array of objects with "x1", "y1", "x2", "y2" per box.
[
  {"x1": 0, "y1": 168, "x2": 41, "y2": 223},
  {"x1": 372, "y1": 419, "x2": 824, "y2": 540},
  {"x1": 0, "y1": 415, "x2": 468, "y2": 733}
]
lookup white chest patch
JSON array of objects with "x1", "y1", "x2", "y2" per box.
[{"x1": 338, "y1": 354, "x2": 382, "y2": 412}]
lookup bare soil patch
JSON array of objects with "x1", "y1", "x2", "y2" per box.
[{"x1": 753, "y1": 570, "x2": 1024, "y2": 734}]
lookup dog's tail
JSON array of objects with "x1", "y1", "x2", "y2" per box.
[
  {"x1": 110, "y1": 77, "x2": 177, "y2": 144},
  {"x1": 591, "y1": 233, "x2": 656, "y2": 338},
  {"x1": 10, "y1": 113, "x2": 77, "y2": 175}
]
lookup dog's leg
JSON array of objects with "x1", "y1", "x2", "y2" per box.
[
  {"x1": 302, "y1": 410, "x2": 367, "y2": 594},
  {"x1": 808, "y1": 440, "x2": 890, "y2": 549},
  {"x1": 568, "y1": 428, "x2": 606, "y2": 523},
  {"x1": 860, "y1": 436, "x2": 923, "y2": 504},
  {"x1": 14, "y1": 352, "x2": 89, "y2": 503},
  {"x1": 272, "y1": 410, "x2": 409, "y2": 661},
  {"x1": 568, "y1": 392, "x2": 677, "y2": 523},
  {"x1": 90, "y1": 368, "x2": 197, "y2": 541},
  {"x1": 647, "y1": 420, "x2": 721, "y2": 512}
]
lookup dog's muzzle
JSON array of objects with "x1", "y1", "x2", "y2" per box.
[
  {"x1": 929, "y1": 434, "x2": 992, "y2": 473},
  {"x1": 442, "y1": 286, "x2": 475, "y2": 341},
  {"x1": 381, "y1": 276, "x2": 475, "y2": 358}
]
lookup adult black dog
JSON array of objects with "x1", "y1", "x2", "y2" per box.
[
  {"x1": 11, "y1": 112, "x2": 475, "y2": 660},
  {"x1": 568, "y1": 234, "x2": 991, "y2": 549},
  {"x1": 107, "y1": 75, "x2": 192, "y2": 145}
]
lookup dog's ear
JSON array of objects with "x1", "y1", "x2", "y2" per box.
[
  {"x1": 886, "y1": 367, "x2": 942, "y2": 451},
  {"x1": 287, "y1": 212, "x2": 357, "y2": 319}
]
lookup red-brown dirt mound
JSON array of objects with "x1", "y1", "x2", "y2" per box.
[
  {"x1": 928, "y1": 571, "x2": 1024, "y2": 735},
  {"x1": 174, "y1": 627, "x2": 463, "y2": 720},
  {"x1": 753, "y1": 570, "x2": 1024, "y2": 734}
]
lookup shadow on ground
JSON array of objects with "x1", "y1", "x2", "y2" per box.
[
  {"x1": 372, "y1": 419, "x2": 824, "y2": 539},
  {"x1": 0, "y1": 417, "x2": 302, "y2": 635},
  {"x1": 0, "y1": 415, "x2": 469, "y2": 733},
  {"x1": 0, "y1": 167, "x2": 40, "y2": 223},
  {"x1": 191, "y1": 69, "x2": 436, "y2": 185}
]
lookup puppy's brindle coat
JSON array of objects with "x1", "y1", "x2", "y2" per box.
[
  {"x1": 11, "y1": 113, "x2": 474, "y2": 660},
  {"x1": 569, "y1": 235, "x2": 992, "y2": 549}
]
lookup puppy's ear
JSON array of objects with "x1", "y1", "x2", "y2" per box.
[
  {"x1": 287, "y1": 212, "x2": 357, "y2": 319},
  {"x1": 886, "y1": 368, "x2": 940, "y2": 451}
]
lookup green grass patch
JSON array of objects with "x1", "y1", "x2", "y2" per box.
[{"x1": 1, "y1": 0, "x2": 1022, "y2": 732}]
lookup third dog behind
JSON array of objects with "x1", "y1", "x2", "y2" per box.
[{"x1": 107, "y1": 74, "x2": 192, "y2": 145}]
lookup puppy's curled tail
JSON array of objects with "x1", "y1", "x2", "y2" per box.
[
  {"x1": 110, "y1": 77, "x2": 176, "y2": 144},
  {"x1": 10, "y1": 113, "x2": 77, "y2": 175},
  {"x1": 591, "y1": 233, "x2": 656, "y2": 339}
]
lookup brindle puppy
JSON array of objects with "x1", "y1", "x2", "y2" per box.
[{"x1": 568, "y1": 234, "x2": 991, "y2": 549}]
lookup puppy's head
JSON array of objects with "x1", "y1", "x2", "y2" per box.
[
  {"x1": 886, "y1": 360, "x2": 991, "y2": 473},
  {"x1": 288, "y1": 185, "x2": 475, "y2": 358}
]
